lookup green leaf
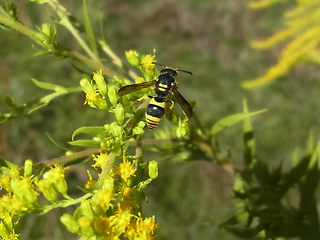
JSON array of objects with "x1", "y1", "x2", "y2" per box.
[
  {"x1": 68, "y1": 139, "x2": 101, "y2": 148},
  {"x1": 28, "y1": 79, "x2": 81, "y2": 114},
  {"x1": 72, "y1": 126, "x2": 106, "y2": 141},
  {"x1": 45, "y1": 131, "x2": 70, "y2": 151},
  {"x1": 279, "y1": 155, "x2": 310, "y2": 195},
  {"x1": 0, "y1": 78, "x2": 82, "y2": 124},
  {"x1": 210, "y1": 107, "x2": 267, "y2": 136},
  {"x1": 83, "y1": 0, "x2": 98, "y2": 57},
  {"x1": 0, "y1": 158, "x2": 17, "y2": 173},
  {"x1": 299, "y1": 165, "x2": 320, "y2": 227},
  {"x1": 242, "y1": 99, "x2": 257, "y2": 171}
]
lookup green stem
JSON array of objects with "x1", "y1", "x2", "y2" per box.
[
  {"x1": 98, "y1": 152, "x2": 116, "y2": 182},
  {"x1": 0, "y1": 13, "x2": 40, "y2": 42},
  {"x1": 47, "y1": 0, "x2": 99, "y2": 61},
  {"x1": 69, "y1": 51, "x2": 123, "y2": 78},
  {"x1": 0, "y1": 9, "x2": 123, "y2": 79}
]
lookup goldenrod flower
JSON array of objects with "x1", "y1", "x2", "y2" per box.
[
  {"x1": 37, "y1": 178, "x2": 57, "y2": 202},
  {"x1": 115, "y1": 156, "x2": 136, "y2": 185},
  {"x1": 110, "y1": 201, "x2": 133, "y2": 237},
  {"x1": 0, "y1": 193, "x2": 29, "y2": 216},
  {"x1": 91, "y1": 176, "x2": 114, "y2": 212},
  {"x1": 43, "y1": 165, "x2": 68, "y2": 196},
  {"x1": 125, "y1": 213, "x2": 158, "y2": 240},
  {"x1": 140, "y1": 54, "x2": 155, "y2": 70},
  {"x1": 244, "y1": 0, "x2": 320, "y2": 88},
  {"x1": 92, "y1": 151, "x2": 109, "y2": 170},
  {"x1": 83, "y1": 170, "x2": 96, "y2": 189},
  {"x1": 126, "y1": 50, "x2": 140, "y2": 67},
  {"x1": 94, "y1": 216, "x2": 112, "y2": 235},
  {"x1": 78, "y1": 216, "x2": 95, "y2": 236},
  {"x1": 0, "y1": 174, "x2": 12, "y2": 192},
  {"x1": 249, "y1": 0, "x2": 287, "y2": 9},
  {"x1": 140, "y1": 54, "x2": 156, "y2": 77},
  {"x1": 10, "y1": 175, "x2": 38, "y2": 204}
]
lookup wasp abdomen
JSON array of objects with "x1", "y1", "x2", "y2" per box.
[{"x1": 145, "y1": 97, "x2": 165, "y2": 129}]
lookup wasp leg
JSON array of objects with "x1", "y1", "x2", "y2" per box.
[
  {"x1": 164, "y1": 100, "x2": 175, "y2": 122},
  {"x1": 166, "y1": 100, "x2": 174, "y2": 110},
  {"x1": 127, "y1": 96, "x2": 148, "y2": 106}
]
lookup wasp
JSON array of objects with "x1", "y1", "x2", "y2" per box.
[{"x1": 118, "y1": 63, "x2": 193, "y2": 129}]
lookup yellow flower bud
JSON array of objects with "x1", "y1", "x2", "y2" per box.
[
  {"x1": 107, "y1": 86, "x2": 118, "y2": 106},
  {"x1": 93, "y1": 69, "x2": 107, "y2": 96},
  {"x1": 148, "y1": 161, "x2": 158, "y2": 180},
  {"x1": 60, "y1": 214, "x2": 79, "y2": 234},
  {"x1": 125, "y1": 50, "x2": 140, "y2": 67},
  {"x1": 115, "y1": 103, "x2": 125, "y2": 125}
]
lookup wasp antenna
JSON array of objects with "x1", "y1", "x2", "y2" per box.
[
  {"x1": 178, "y1": 69, "x2": 193, "y2": 75},
  {"x1": 152, "y1": 62, "x2": 165, "y2": 67},
  {"x1": 153, "y1": 62, "x2": 192, "y2": 75}
]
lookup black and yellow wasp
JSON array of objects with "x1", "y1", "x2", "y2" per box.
[{"x1": 118, "y1": 64, "x2": 193, "y2": 129}]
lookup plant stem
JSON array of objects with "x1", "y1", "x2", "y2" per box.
[
  {"x1": 47, "y1": 0, "x2": 99, "y2": 61},
  {"x1": 98, "y1": 152, "x2": 116, "y2": 182},
  {"x1": 34, "y1": 148, "x2": 100, "y2": 168},
  {"x1": 0, "y1": 9, "x2": 123, "y2": 79},
  {"x1": 0, "y1": 13, "x2": 40, "y2": 41}
]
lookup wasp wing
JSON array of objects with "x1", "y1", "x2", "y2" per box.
[
  {"x1": 118, "y1": 80, "x2": 157, "y2": 96},
  {"x1": 172, "y1": 87, "x2": 193, "y2": 118}
]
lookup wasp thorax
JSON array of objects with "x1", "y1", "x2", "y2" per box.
[{"x1": 160, "y1": 68, "x2": 178, "y2": 77}]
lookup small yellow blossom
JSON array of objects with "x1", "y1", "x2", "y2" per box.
[
  {"x1": 249, "y1": 0, "x2": 287, "y2": 9},
  {"x1": 0, "y1": 193, "x2": 30, "y2": 216},
  {"x1": 78, "y1": 216, "x2": 95, "y2": 236},
  {"x1": 110, "y1": 201, "x2": 133, "y2": 237},
  {"x1": 43, "y1": 165, "x2": 68, "y2": 196},
  {"x1": 140, "y1": 54, "x2": 156, "y2": 77},
  {"x1": 85, "y1": 90, "x2": 108, "y2": 110},
  {"x1": 125, "y1": 50, "x2": 140, "y2": 67},
  {"x1": 10, "y1": 175, "x2": 38, "y2": 204},
  {"x1": 92, "y1": 151, "x2": 109, "y2": 169},
  {"x1": 37, "y1": 178, "x2": 57, "y2": 202},
  {"x1": 115, "y1": 156, "x2": 136, "y2": 185},
  {"x1": 243, "y1": 0, "x2": 320, "y2": 88},
  {"x1": 9, "y1": 166, "x2": 20, "y2": 179},
  {"x1": 119, "y1": 185, "x2": 134, "y2": 199},
  {"x1": 92, "y1": 176, "x2": 114, "y2": 212},
  {"x1": 93, "y1": 69, "x2": 107, "y2": 96},
  {"x1": 125, "y1": 213, "x2": 158, "y2": 240},
  {"x1": 140, "y1": 54, "x2": 155, "y2": 70},
  {"x1": 0, "y1": 174, "x2": 12, "y2": 192},
  {"x1": 83, "y1": 170, "x2": 96, "y2": 189},
  {"x1": 94, "y1": 216, "x2": 112, "y2": 235}
]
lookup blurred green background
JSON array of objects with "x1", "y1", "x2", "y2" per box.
[{"x1": 1, "y1": 0, "x2": 320, "y2": 239}]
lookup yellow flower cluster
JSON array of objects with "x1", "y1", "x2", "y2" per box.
[
  {"x1": 61, "y1": 153, "x2": 158, "y2": 239},
  {"x1": 0, "y1": 163, "x2": 69, "y2": 239},
  {"x1": 243, "y1": 0, "x2": 320, "y2": 88}
]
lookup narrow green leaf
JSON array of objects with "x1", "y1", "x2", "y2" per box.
[
  {"x1": 309, "y1": 140, "x2": 320, "y2": 169},
  {"x1": 31, "y1": 78, "x2": 81, "y2": 93},
  {"x1": 68, "y1": 139, "x2": 100, "y2": 148},
  {"x1": 299, "y1": 165, "x2": 320, "y2": 227},
  {"x1": 0, "y1": 158, "x2": 17, "y2": 173},
  {"x1": 31, "y1": 78, "x2": 67, "y2": 91},
  {"x1": 305, "y1": 132, "x2": 315, "y2": 156},
  {"x1": 242, "y1": 99, "x2": 257, "y2": 170},
  {"x1": 279, "y1": 155, "x2": 310, "y2": 195},
  {"x1": 83, "y1": 0, "x2": 98, "y2": 57},
  {"x1": 45, "y1": 132, "x2": 70, "y2": 151},
  {"x1": 4, "y1": 96, "x2": 16, "y2": 108},
  {"x1": 211, "y1": 108, "x2": 267, "y2": 136},
  {"x1": 72, "y1": 126, "x2": 106, "y2": 141}
]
